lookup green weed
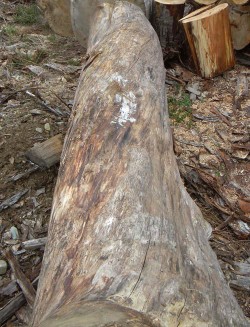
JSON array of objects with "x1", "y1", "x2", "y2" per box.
[
  {"x1": 67, "y1": 58, "x2": 81, "y2": 66},
  {"x1": 15, "y1": 4, "x2": 41, "y2": 25},
  {"x1": 2, "y1": 25, "x2": 17, "y2": 36},
  {"x1": 47, "y1": 34, "x2": 57, "y2": 43},
  {"x1": 168, "y1": 93, "x2": 192, "y2": 126}
]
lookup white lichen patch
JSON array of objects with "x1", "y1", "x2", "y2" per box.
[
  {"x1": 109, "y1": 72, "x2": 138, "y2": 126},
  {"x1": 110, "y1": 73, "x2": 128, "y2": 87},
  {"x1": 112, "y1": 92, "x2": 137, "y2": 126}
]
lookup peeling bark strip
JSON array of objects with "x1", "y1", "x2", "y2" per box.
[{"x1": 31, "y1": 2, "x2": 248, "y2": 326}]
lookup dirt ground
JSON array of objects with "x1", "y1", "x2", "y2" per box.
[{"x1": 0, "y1": 1, "x2": 249, "y2": 326}]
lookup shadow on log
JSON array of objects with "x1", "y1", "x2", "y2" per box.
[{"x1": 31, "y1": 2, "x2": 249, "y2": 326}]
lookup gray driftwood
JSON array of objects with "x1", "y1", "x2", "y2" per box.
[{"x1": 31, "y1": 2, "x2": 248, "y2": 327}]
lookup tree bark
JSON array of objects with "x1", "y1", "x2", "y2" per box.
[
  {"x1": 31, "y1": 2, "x2": 248, "y2": 326},
  {"x1": 153, "y1": 1, "x2": 185, "y2": 60}
]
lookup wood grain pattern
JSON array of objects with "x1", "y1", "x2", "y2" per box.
[
  {"x1": 31, "y1": 2, "x2": 248, "y2": 326},
  {"x1": 182, "y1": 4, "x2": 235, "y2": 78}
]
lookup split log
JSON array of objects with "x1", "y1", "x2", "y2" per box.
[
  {"x1": 31, "y1": 2, "x2": 248, "y2": 327},
  {"x1": 181, "y1": 3, "x2": 235, "y2": 78},
  {"x1": 230, "y1": 0, "x2": 250, "y2": 4},
  {"x1": 193, "y1": 0, "x2": 249, "y2": 4},
  {"x1": 228, "y1": 5, "x2": 250, "y2": 50}
]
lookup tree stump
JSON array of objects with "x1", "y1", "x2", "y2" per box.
[
  {"x1": 181, "y1": 3, "x2": 235, "y2": 78},
  {"x1": 31, "y1": 2, "x2": 248, "y2": 326}
]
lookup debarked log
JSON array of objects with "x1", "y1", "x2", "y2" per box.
[{"x1": 31, "y1": 2, "x2": 249, "y2": 326}]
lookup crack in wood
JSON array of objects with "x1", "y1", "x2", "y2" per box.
[{"x1": 129, "y1": 233, "x2": 151, "y2": 297}]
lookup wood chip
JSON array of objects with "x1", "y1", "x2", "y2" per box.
[
  {"x1": 22, "y1": 237, "x2": 47, "y2": 250},
  {"x1": 25, "y1": 134, "x2": 63, "y2": 168}
]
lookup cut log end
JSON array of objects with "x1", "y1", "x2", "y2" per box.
[{"x1": 181, "y1": 3, "x2": 235, "y2": 78}]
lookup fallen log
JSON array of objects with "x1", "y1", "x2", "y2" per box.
[{"x1": 31, "y1": 2, "x2": 248, "y2": 326}]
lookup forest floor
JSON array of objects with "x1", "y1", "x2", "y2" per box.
[{"x1": 0, "y1": 1, "x2": 249, "y2": 326}]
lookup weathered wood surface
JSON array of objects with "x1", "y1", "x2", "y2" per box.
[
  {"x1": 37, "y1": 0, "x2": 73, "y2": 37},
  {"x1": 31, "y1": 2, "x2": 248, "y2": 327},
  {"x1": 229, "y1": 4, "x2": 250, "y2": 50},
  {"x1": 25, "y1": 134, "x2": 63, "y2": 168},
  {"x1": 181, "y1": 3, "x2": 235, "y2": 78}
]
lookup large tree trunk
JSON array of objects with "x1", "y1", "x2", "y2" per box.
[{"x1": 31, "y1": 2, "x2": 249, "y2": 326}]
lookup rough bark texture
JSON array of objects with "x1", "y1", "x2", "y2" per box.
[
  {"x1": 31, "y1": 2, "x2": 248, "y2": 326},
  {"x1": 153, "y1": 2, "x2": 185, "y2": 59},
  {"x1": 182, "y1": 4, "x2": 235, "y2": 78}
]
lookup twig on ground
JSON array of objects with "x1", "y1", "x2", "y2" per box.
[
  {"x1": 9, "y1": 166, "x2": 39, "y2": 182},
  {"x1": 215, "y1": 215, "x2": 235, "y2": 231},
  {"x1": 50, "y1": 91, "x2": 72, "y2": 113},
  {"x1": 25, "y1": 90, "x2": 68, "y2": 117},
  {"x1": 165, "y1": 72, "x2": 186, "y2": 86}
]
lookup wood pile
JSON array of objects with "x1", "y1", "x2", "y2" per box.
[{"x1": 37, "y1": 0, "x2": 250, "y2": 77}]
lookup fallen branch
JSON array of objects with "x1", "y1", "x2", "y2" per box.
[
  {"x1": 0, "y1": 278, "x2": 39, "y2": 326},
  {"x1": 165, "y1": 72, "x2": 186, "y2": 85},
  {"x1": 0, "y1": 293, "x2": 26, "y2": 326},
  {"x1": 215, "y1": 215, "x2": 235, "y2": 231},
  {"x1": 4, "y1": 249, "x2": 36, "y2": 308}
]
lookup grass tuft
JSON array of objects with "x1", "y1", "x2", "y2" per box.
[
  {"x1": 15, "y1": 4, "x2": 41, "y2": 25},
  {"x1": 2, "y1": 25, "x2": 17, "y2": 36},
  {"x1": 168, "y1": 93, "x2": 192, "y2": 127}
]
